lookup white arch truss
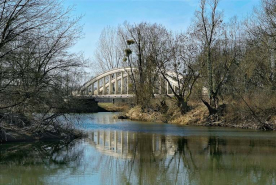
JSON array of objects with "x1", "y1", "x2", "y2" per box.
[{"x1": 76, "y1": 67, "x2": 180, "y2": 98}]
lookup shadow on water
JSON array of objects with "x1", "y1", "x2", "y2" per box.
[{"x1": 1, "y1": 112, "x2": 276, "y2": 185}]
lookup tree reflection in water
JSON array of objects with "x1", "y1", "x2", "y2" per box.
[
  {"x1": 1, "y1": 130, "x2": 276, "y2": 185},
  {"x1": 0, "y1": 140, "x2": 84, "y2": 185},
  {"x1": 89, "y1": 130, "x2": 276, "y2": 185}
]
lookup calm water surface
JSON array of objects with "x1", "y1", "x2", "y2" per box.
[{"x1": 1, "y1": 112, "x2": 276, "y2": 185}]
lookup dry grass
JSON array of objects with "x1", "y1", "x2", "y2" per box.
[
  {"x1": 170, "y1": 103, "x2": 208, "y2": 125},
  {"x1": 126, "y1": 106, "x2": 164, "y2": 123},
  {"x1": 223, "y1": 93, "x2": 276, "y2": 126},
  {"x1": 121, "y1": 95, "x2": 276, "y2": 130},
  {"x1": 125, "y1": 101, "x2": 209, "y2": 125}
]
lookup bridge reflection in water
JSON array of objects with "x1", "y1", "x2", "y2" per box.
[
  {"x1": 2, "y1": 126, "x2": 276, "y2": 185},
  {"x1": 85, "y1": 129, "x2": 276, "y2": 185},
  {"x1": 88, "y1": 130, "x2": 179, "y2": 159}
]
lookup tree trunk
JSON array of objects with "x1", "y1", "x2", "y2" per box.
[
  {"x1": 178, "y1": 98, "x2": 189, "y2": 115},
  {"x1": 207, "y1": 49, "x2": 213, "y2": 105},
  {"x1": 201, "y1": 98, "x2": 217, "y2": 115}
]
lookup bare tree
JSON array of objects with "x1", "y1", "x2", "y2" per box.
[
  {"x1": 154, "y1": 32, "x2": 200, "y2": 114},
  {"x1": 93, "y1": 26, "x2": 123, "y2": 73},
  {"x1": 0, "y1": 0, "x2": 83, "y2": 130},
  {"x1": 193, "y1": 0, "x2": 224, "y2": 113},
  {"x1": 119, "y1": 22, "x2": 160, "y2": 107},
  {"x1": 246, "y1": 0, "x2": 276, "y2": 87}
]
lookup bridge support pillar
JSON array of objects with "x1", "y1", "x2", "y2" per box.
[
  {"x1": 121, "y1": 72, "x2": 123, "y2": 94},
  {"x1": 91, "y1": 83, "x2": 94, "y2": 95},
  {"x1": 127, "y1": 74, "x2": 129, "y2": 95},
  {"x1": 103, "y1": 77, "x2": 106, "y2": 95},
  {"x1": 115, "y1": 73, "x2": 118, "y2": 95},
  {"x1": 109, "y1": 75, "x2": 112, "y2": 94},
  {"x1": 97, "y1": 80, "x2": 99, "y2": 95}
]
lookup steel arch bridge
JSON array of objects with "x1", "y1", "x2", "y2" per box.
[{"x1": 75, "y1": 67, "x2": 180, "y2": 98}]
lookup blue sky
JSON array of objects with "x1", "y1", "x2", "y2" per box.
[{"x1": 62, "y1": 0, "x2": 260, "y2": 61}]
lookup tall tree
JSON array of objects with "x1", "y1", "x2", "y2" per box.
[
  {"x1": 194, "y1": 0, "x2": 224, "y2": 112},
  {"x1": 93, "y1": 26, "x2": 123, "y2": 73},
  {"x1": 0, "y1": 0, "x2": 83, "y2": 115},
  {"x1": 154, "y1": 32, "x2": 200, "y2": 114},
  {"x1": 246, "y1": 0, "x2": 276, "y2": 88},
  {"x1": 119, "y1": 22, "x2": 161, "y2": 108}
]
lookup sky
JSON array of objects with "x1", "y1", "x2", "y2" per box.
[{"x1": 62, "y1": 0, "x2": 260, "y2": 62}]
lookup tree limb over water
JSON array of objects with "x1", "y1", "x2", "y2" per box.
[{"x1": 0, "y1": 0, "x2": 86, "y2": 142}]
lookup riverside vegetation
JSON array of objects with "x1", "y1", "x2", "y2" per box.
[
  {"x1": 115, "y1": 98, "x2": 275, "y2": 130},
  {"x1": 94, "y1": 0, "x2": 276, "y2": 131}
]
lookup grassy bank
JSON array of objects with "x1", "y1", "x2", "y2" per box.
[{"x1": 124, "y1": 102, "x2": 209, "y2": 125}]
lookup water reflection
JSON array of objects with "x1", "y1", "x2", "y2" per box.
[
  {"x1": 88, "y1": 131, "x2": 178, "y2": 159},
  {"x1": 1, "y1": 113, "x2": 276, "y2": 185},
  {"x1": 88, "y1": 130, "x2": 276, "y2": 185},
  {"x1": 0, "y1": 141, "x2": 85, "y2": 185}
]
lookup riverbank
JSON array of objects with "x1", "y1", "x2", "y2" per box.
[
  {"x1": 113, "y1": 101, "x2": 276, "y2": 131},
  {"x1": 122, "y1": 103, "x2": 209, "y2": 125},
  {"x1": 0, "y1": 99, "x2": 124, "y2": 143},
  {"x1": 0, "y1": 124, "x2": 84, "y2": 143},
  {"x1": 98, "y1": 103, "x2": 129, "y2": 112},
  {"x1": 0, "y1": 113, "x2": 85, "y2": 143}
]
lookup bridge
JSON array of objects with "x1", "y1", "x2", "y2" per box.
[{"x1": 75, "y1": 67, "x2": 180, "y2": 99}]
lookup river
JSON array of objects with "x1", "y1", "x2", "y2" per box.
[{"x1": 1, "y1": 112, "x2": 276, "y2": 185}]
